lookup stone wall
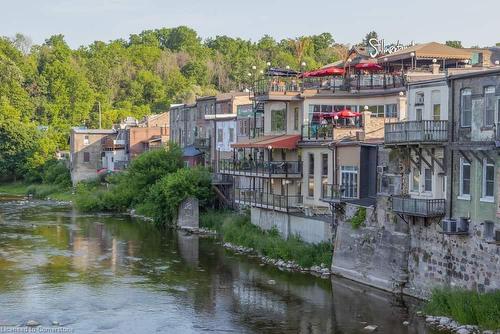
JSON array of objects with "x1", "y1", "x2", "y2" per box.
[
  {"x1": 331, "y1": 197, "x2": 500, "y2": 299},
  {"x1": 250, "y1": 207, "x2": 331, "y2": 244},
  {"x1": 331, "y1": 200, "x2": 410, "y2": 293},
  {"x1": 404, "y1": 219, "x2": 500, "y2": 299}
]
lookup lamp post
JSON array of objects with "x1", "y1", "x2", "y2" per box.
[{"x1": 410, "y1": 52, "x2": 415, "y2": 70}]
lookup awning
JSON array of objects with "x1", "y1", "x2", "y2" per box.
[
  {"x1": 355, "y1": 62, "x2": 383, "y2": 71},
  {"x1": 232, "y1": 135, "x2": 300, "y2": 150}
]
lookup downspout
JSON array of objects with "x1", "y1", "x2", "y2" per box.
[{"x1": 448, "y1": 77, "x2": 454, "y2": 219}]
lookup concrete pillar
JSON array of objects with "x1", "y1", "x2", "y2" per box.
[
  {"x1": 397, "y1": 96, "x2": 408, "y2": 121},
  {"x1": 431, "y1": 63, "x2": 440, "y2": 75}
]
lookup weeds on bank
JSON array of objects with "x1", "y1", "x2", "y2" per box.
[
  {"x1": 424, "y1": 288, "x2": 500, "y2": 330},
  {"x1": 201, "y1": 211, "x2": 332, "y2": 268}
]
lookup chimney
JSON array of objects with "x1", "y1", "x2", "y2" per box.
[{"x1": 431, "y1": 63, "x2": 440, "y2": 75}]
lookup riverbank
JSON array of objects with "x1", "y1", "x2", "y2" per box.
[
  {"x1": 423, "y1": 289, "x2": 500, "y2": 333},
  {"x1": 0, "y1": 182, "x2": 73, "y2": 202},
  {"x1": 200, "y1": 210, "x2": 332, "y2": 272}
]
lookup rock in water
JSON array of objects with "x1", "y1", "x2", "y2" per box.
[
  {"x1": 456, "y1": 329, "x2": 470, "y2": 334},
  {"x1": 27, "y1": 320, "x2": 40, "y2": 327},
  {"x1": 402, "y1": 321, "x2": 409, "y2": 326},
  {"x1": 363, "y1": 325, "x2": 378, "y2": 332},
  {"x1": 267, "y1": 280, "x2": 276, "y2": 285}
]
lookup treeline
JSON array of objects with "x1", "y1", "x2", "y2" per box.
[{"x1": 0, "y1": 26, "x2": 347, "y2": 180}]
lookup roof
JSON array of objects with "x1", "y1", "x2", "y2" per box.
[
  {"x1": 72, "y1": 128, "x2": 116, "y2": 134},
  {"x1": 381, "y1": 42, "x2": 472, "y2": 62},
  {"x1": 216, "y1": 92, "x2": 248, "y2": 102},
  {"x1": 448, "y1": 67, "x2": 500, "y2": 80},
  {"x1": 183, "y1": 145, "x2": 203, "y2": 157},
  {"x1": 232, "y1": 135, "x2": 300, "y2": 150}
]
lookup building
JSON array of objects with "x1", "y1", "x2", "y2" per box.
[
  {"x1": 170, "y1": 103, "x2": 197, "y2": 148},
  {"x1": 69, "y1": 128, "x2": 118, "y2": 184}
]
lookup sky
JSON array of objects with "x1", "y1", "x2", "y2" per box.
[{"x1": 2, "y1": 0, "x2": 499, "y2": 49}]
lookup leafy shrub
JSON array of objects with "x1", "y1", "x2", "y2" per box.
[
  {"x1": 26, "y1": 184, "x2": 61, "y2": 198},
  {"x1": 220, "y1": 213, "x2": 333, "y2": 268},
  {"x1": 147, "y1": 167, "x2": 213, "y2": 226},
  {"x1": 349, "y1": 207, "x2": 366, "y2": 229},
  {"x1": 424, "y1": 289, "x2": 500, "y2": 330}
]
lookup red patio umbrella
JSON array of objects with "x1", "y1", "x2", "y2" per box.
[
  {"x1": 336, "y1": 109, "x2": 362, "y2": 118},
  {"x1": 354, "y1": 63, "x2": 383, "y2": 71},
  {"x1": 301, "y1": 66, "x2": 345, "y2": 78}
]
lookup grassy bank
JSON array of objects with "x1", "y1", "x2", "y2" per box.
[
  {"x1": 424, "y1": 289, "x2": 500, "y2": 330},
  {"x1": 0, "y1": 182, "x2": 73, "y2": 201},
  {"x1": 200, "y1": 210, "x2": 332, "y2": 268},
  {"x1": 0, "y1": 182, "x2": 29, "y2": 196}
]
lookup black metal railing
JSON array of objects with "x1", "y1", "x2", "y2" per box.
[
  {"x1": 250, "y1": 127, "x2": 264, "y2": 139},
  {"x1": 218, "y1": 159, "x2": 302, "y2": 177},
  {"x1": 194, "y1": 137, "x2": 210, "y2": 149},
  {"x1": 254, "y1": 74, "x2": 405, "y2": 95},
  {"x1": 301, "y1": 124, "x2": 334, "y2": 140},
  {"x1": 235, "y1": 188, "x2": 303, "y2": 211},
  {"x1": 321, "y1": 184, "x2": 358, "y2": 201},
  {"x1": 391, "y1": 196, "x2": 445, "y2": 217},
  {"x1": 385, "y1": 120, "x2": 448, "y2": 145}
]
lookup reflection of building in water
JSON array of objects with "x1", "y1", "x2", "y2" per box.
[{"x1": 177, "y1": 231, "x2": 199, "y2": 266}]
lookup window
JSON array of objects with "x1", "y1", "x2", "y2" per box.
[
  {"x1": 341, "y1": 166, "x2": 358, "y2": 198},
  {"x1": 431, "y1": 90, "x2": 441, "y2": 121},
  {"x1": 415, "y1": 92, "x2": 425, "y2": 105},
  {"x1": 411, "y1": 168, "x2": 420, "y2": 192},
  {"x1": 83, "y1": 135, "x2": 89, "y2": 145},
  {"x1": 271, "y1": 109, "x2": 286, "y2": 132},
  {"x1": 83, "y1": 152, "x2": 90, "y2": 163},
  {"x1": 424, "y1": 168, "x2": 432, "y2": 192},
  {"x1": 308, "y1": 176, "x2": 314, "y2": 197},
  {"x1": 385, "y1": 104, "x2": 398, "y2": 118},
  {"x1": 229, "y1": 128, "x2": 234, "y2": 142},
  {"x1": 321, "y1": 154, "x2": 328, "y2": 176},
  {"x1": 482, "y1": 159, "x2": 494, "y2": 200},
  {"x1": 433, "y1": 104, "x2": 441, "y2": 121},
  {"x1": 460, "y1": 158, "x2": 471, "y2": 198},
  {"x1": 460, "y1": 88, "x2": 472, "y2": 127},
  {"x1": 293, "y1": 107, "x2": 299, "y2": 130},
  {"x1": 484, "y1": 86, "x2": 495, "y2": 127},
  {"x1": 308, "y1": 153, "x2": 314, "y2": 175},
  {"x1": 217, "y1": 128, "x2": 223, "y2": 143},
  {"x1": 415, "y1": 108, "x2": 423, "y2": 121},
  {"x1": 366, "y1": 105, "x2": 385, "y2": 117}
]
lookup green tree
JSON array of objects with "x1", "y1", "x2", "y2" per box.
[
  {"x1": 446, "y1": 40, "x2": 463, "y2": 49},
  {"x1": 363, "y1": 31, "x2": 379, "y2": 45}
]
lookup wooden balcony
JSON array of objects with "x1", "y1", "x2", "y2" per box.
[
  {"x1": 385, "y1": 120, "x2": 448, "y2": 146},
  {"x1": 391, "y1": 196, "x2": 445, "y2": 217},
  {"x1": 218, "y1": 159, "x2": 302, "y2": 178},
  {"x1": 235, "y1": 188, "x2": 303, "y2": 212}
]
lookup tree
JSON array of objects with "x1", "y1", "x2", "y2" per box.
[
  {"x1": 496, "y1": 42, "x2": 500, "y2": 47},
  {"x1": 446, "y1": 41, "x2": 463, "y2": 49},
  {"x1": 363, "y1": 31, "x2": 379, "y2": 45}
]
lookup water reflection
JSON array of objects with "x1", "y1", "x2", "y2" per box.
[{"x1": 0, "y1": 197, "x2": 433, "y2": 333}]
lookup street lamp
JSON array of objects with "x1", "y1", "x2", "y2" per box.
[
  {"x1": 252, "y1": 65, "x2": 257, "y2": 70},
  {"x1": 266, "y1": 61, "x2": 271, "y2": 67},
  {"x1": 285, "y1": 65, "x2": 290, "y2": 70}
]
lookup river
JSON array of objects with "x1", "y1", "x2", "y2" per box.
[{"x1": 0, "y1": 196, "x2": 435, "y2": 333}]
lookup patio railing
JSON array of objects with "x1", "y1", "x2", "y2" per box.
[
  {"x1": 218, "y1": 159, "x2": 302, "y2": 177},
  {"x1": 321, "y1": 184, "x2": 358, "y2": 202},
  {"x1": 391, "y1": 196, "x2": 445, "y2": 217},
  {"x1": 385, "y1": 120, "x2": 448, "y2": 145},
  {"x1": 235, "y1": 188, "x2": 303, "y2": 211}
]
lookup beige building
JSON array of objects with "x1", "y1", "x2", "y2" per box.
[{"x1": 69, "y1": 128, "x2": 118, "y2": 184}]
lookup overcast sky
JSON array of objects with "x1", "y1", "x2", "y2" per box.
[{"x1": 2, "y1": 0, "x2": 499, "y2": 48}]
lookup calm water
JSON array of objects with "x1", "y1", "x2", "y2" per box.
[{"x1": 0, "y1": 196, "x2": 433, "y2": 334}]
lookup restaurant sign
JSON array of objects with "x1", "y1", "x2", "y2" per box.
[{"x1": 368, "y1": 38, "x2": 415, "y2": 58}]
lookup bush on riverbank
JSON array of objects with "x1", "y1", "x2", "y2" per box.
[
  {"x1": 75, "y1": 144, "x2": 214, "y2": 227},
  {"x1": 200, "y1": 211, "x2": 333, "y2": 268},
  {"x1": 424, "y1": 288, "x2": 500, "y2": 330}
]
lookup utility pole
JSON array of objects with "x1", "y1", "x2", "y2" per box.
[{"x1": 98, "y1": 101, "x2": 102, "y2": 129}]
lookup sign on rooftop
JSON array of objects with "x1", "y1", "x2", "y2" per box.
[{"x1": 368, "y1": 38, "x2": 415, "y2": 58}]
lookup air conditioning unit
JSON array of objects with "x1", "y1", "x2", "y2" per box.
[
  {"x1": 377, "y1": 165, "x2": 388, "y2": 174},
  {"x1": 457, "y1": 217, "x2": 470, "y2": 233},
  {"x1": 441, "y1": 219, "x2": 457, "y2": 233}
]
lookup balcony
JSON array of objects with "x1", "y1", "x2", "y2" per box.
[
  {"x1": 391, "y1": 196, "x2": 445, "y2": 217},
  {"x1": 235, "y1": 188, "x2": 303, "y2": 212},
  {"x1": 194, "y1": 137, "x2": 210, "y2": 150},
  {"x1": 384, "y1": 120, "x2": 448, "y2": 145},
  {"x1": 321, "y1": 184, "x2": 358, "y2": 203},
  {"x1": 218, "y1": 159, "x2": 302, "y2": 178},
  {"x1": 301, "y1": 124, "x2": 333, "y2": 141}
]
